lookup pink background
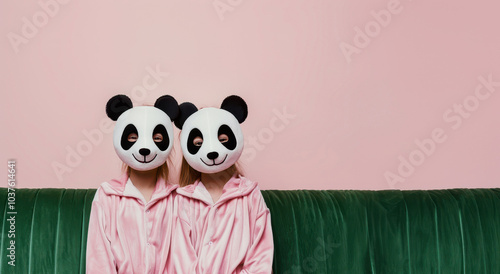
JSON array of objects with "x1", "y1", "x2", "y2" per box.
[{"x1": 1, "y1": 0, "x2": 500, "y2": 190}]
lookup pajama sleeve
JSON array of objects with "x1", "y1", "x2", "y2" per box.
[
  {"x1": 240, "y1": 190, "x2": 274, "y2": 274},
  {"x1": 86, "y1": 192, "x2": 117, "y2": 274}
]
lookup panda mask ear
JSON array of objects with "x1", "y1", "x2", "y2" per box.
[
  {"x1": 220, "y1": 95, "x2": 248, "y2": 123},
  {"x1": 154, "y1": 95, "x2": 179, "y2": 121},
  {"x1": 175, "y1": 102, "x2": 198, "y2": 129},
  {"x1": 106, "y1": 95, "x2": 133, "y2": 121}
]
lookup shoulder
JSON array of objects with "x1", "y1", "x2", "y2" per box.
[
  {"x1": 237, "y1": 176, "x2": 268, "y2": 207},
  {"x1": 237, "y1": 176, "x2": 261, "y2": 195},
  {"x1": 92, "y1": 179, "x2": 123, "y2": 204},
  {"x1": 92, "y1": 184, "x2": 105, "y2": 203}
]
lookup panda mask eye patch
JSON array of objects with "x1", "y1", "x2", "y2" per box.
[
  {"x1": 218, "y1": 124, "x2": 237, "y2": 150},
  {"x1": 121, "y1": 124, "x2": 138, "y2": 151},
  {"x1": 152, "y1": 124, "x2": 169, "y2": 151}
]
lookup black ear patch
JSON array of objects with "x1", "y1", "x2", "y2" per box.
[
  {"x1": 106, "y1": 95, "x2": 133, "y2": 121},
  {"x1": 175, "y1": 102, "x2": 198, "y2": 129},
  {"x1": 221, "y1": 95, "x2": 248, "y2": 123},
  {"x1": 155, "y1": 95, "x2": 179, "y2": 121}
]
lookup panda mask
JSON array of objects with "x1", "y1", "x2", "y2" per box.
[
  {"x1": 175, "y1": 95, "x2": 247, "y2": 174},
  {"x1": 106, "y1": 94, "x2": 179, "y2": 171}
]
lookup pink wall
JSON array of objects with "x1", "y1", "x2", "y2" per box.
[{"x1": 1, "y1": 0, "x2": 500, "y2": 190}]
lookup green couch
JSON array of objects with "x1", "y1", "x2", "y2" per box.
[{"x1": 1, "y1": 188, "x2": 499, "y2": 273}]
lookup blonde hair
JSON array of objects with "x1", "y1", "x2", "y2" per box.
[{"x1": 178, "y1": 157, "x2": 243, "y2": 187}]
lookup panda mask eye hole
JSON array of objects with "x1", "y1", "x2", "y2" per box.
[
  {"x1": 193, "y1": 136, "x2": 203, "y2": 146},
  {"x1": 128, "y1": 133, "x2": 138, "y2": 142},
  {"x1": 218, "y1": 134, "x2": 228, "y2": 143},
  {"x1": 153, "y1": 133, "x2": 163, "y2": 142}
]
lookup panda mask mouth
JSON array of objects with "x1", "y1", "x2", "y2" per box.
[
  {"x1": 200, "y1": 154, "x2": 228, "y2": 166},
  {"x1": 132, "y1": 153, "x2": 158, "y2": 164}
]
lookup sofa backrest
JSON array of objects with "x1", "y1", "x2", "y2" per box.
[
  {"x1": 263, "y1": 189, "x2": 500, "y2": 273},
  {"x1": 1, "y1": 188, "x2": 499, "y2": 273}
]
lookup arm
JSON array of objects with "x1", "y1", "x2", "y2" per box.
[
  {"x1": 240, "y1": 190, "x2": 274, "y2": 274},
  {"x1": 86, "y1": 191, "x2": 117, "y2": 274}
]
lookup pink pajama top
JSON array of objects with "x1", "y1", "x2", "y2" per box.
[
  {"x1": 171, "y1": 175, "x2": 274, "y2": 274},
  {"x1": 86, "y1": 173, "x2": 177, "y2": 274}
]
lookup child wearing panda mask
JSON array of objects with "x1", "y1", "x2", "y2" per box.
[
  {"x1": 171, "y1": 95, "x2": 274, "y2": 273},
  {"x1": 86, "y1": 94, "x2": 179, "y2": 273}
]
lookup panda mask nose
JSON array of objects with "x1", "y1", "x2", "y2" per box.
[
  {"x1": 207, "y1": 151, "x2": 219, "y2": 160},
  {"x1": 139, "y1": 148, "x2": 151, "y2": 156}
]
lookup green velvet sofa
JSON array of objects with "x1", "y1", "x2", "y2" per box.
[{"x1": 1, "y1": 188, "x2": 499, "y2": 273}]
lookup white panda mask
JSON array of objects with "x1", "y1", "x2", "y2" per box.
[
  {"x1": 106, "y1": 94, "x2": 179, "y2": 171},
  {"x1": 175, "y1": 95, "x2": 248, "y2": 174}
]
